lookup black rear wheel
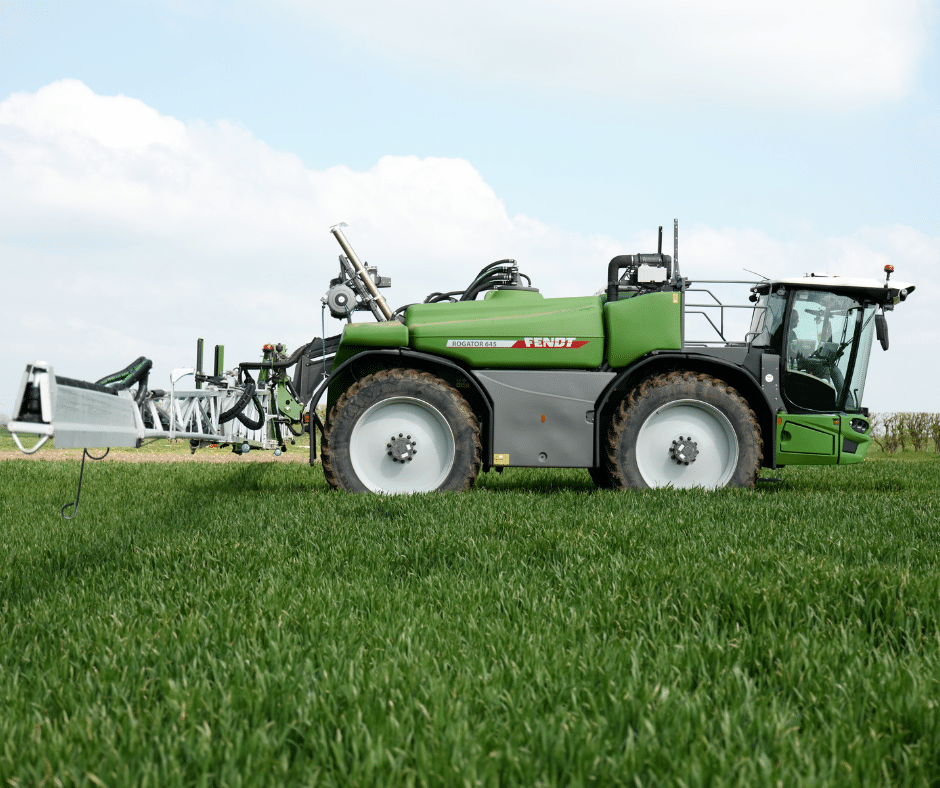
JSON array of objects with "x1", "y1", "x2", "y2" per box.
[
  {"x1": 588, "y1": 465, "x2": 616, "y2": 489},
  {"x1": 323, "y1": 368, "x2": 481, "y2": 493}
]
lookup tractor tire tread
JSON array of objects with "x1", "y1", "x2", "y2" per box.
[
  {"x1": 322, "y1": 368, "x2": 481, "y2": 493},
  {"x1": 603, "y1": 371, "x2": 762, "y2": 489}
]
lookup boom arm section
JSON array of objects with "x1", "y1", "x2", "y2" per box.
[{"x1": 7, "y1": 362, "x2": 282, "y2": 453}]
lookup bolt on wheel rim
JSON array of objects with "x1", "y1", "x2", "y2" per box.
[
  {"x1": 350, "y1": 397, "x2": 455, "y2": 493},
  {"x1": 635, "y1": 399, "x2": 738, "y2": 489}
]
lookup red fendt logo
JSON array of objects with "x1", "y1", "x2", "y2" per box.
[
  {"x1": 445, "y1": 338, "x2": 589, "y2": 349},
  {"x1": 520, "y1": 337, "x2": 588, "y2": 348}
]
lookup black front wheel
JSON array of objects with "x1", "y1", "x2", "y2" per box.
[{"x1": 604, "y1": 372, "x2": 762, "y2": 489}]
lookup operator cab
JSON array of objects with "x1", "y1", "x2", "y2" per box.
[{"x1": 747, "y1": 272, "x2": 914, "y2": 415}]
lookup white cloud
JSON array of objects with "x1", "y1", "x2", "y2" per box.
[
  {"x1": 0, "y1": 79, "x2": 187, "y2": 149},
  {"x1": 282, "y1": 0, "x2": 935, "y2": 106},
  {"x1": 0, "y1": 80, "x2": 622, "y2": 409},
  {"x1": 1, "y1": 81, "x2": 936, "y2": 418}
]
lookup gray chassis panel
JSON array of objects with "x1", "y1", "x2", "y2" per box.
[{"x1": 475, "y1": 370, "x2": 615, "y2": 468}]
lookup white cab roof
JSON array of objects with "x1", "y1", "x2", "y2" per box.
[{"x1": 768, "y1": 276, "x2": 915, "y2": 302}]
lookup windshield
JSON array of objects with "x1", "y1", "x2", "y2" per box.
[
  {"x1": 782, "y1": 290, "x2": 876, "y2": 412},
  {"x1": 748, "y1": 290, "x2": 788, "y2": 347}
]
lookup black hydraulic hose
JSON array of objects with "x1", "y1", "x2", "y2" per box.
[
  {"x1": 464, "y1": 269, "x2": 506, "y2": 293},
  {"x1": 472, "y1": 259, "x2": 515, "y2": 280},
  {"x1": 458, "y1": 285, "x2": 485, "y2": 302},
  {"x1": 96, "y1": 356, "x2": 153, "y2": 390},
  {"x1": 219, "y1": 377, "x2": 257, "y2": 424},
  {"x1": 238, "y1": 340, "x2": 312, "y2": 372},
  {"x1": 461, "y1": 271, "x2": 514, "y2": 301},
  {"x1": 423, "y1": 290, "x2": 464, "y2": 303},
  {"x1": 417, "y1": 259, "x2": 521, "y2": 306},
  {"x1": 236, "y1": 394, "x2": 265, "y2": 430},
  {"x1": 283, "y1": 341, "x2": 312, "y2": 366},
  {"x1": 460, "y1": 275, "x2": 504, "y2": 301},
  {"x1": 95, "y1": 356, "x2": 153, "y2": 406}
]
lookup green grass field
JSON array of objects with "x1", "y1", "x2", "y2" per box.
[{"x1": 1, "y1": 452, "x2": 939, "y2": 786}]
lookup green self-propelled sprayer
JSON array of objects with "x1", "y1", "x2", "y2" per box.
[{"x1": 8, "y1": 221, "x2": 915, "y2": 497}]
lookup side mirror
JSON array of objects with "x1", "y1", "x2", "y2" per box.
[{"x1": 875, "y1": 313, "x2": 889, "y2": 351}]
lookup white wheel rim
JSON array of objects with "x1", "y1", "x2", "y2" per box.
[
  {"x1": 635, "y1": 399, "x2": 739, "y2": 489},
  {"x1": 350, "y1": 397, "x2": 456, "y2": 493}
]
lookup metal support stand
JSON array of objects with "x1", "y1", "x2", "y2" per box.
[{"x1": 60, "y1": 448, "x2": 110, "y2": 520}]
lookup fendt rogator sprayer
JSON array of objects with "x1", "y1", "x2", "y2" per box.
[{"x1": 8, "y1": 221, "x2": 914, "y2": 499}]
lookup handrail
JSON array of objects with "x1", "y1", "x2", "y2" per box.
[{"x1": 684, "y1": 284, "x2": 760, "y2": 345}]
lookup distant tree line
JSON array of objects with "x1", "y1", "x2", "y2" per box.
[{"x1": 869, "y1": 413, "x2": 940, "y2": 453}]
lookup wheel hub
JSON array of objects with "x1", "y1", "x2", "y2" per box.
[
  {"x1": 669, "y1": 435, "x2": 699, "y2": 465},
  {"x1": 386, "y1": 433, "x2": 417, "y2": 463}
]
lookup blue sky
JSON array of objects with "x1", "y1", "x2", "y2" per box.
[{"x1": 1, "y1": 0, "x2": 938, "y2": 416}]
